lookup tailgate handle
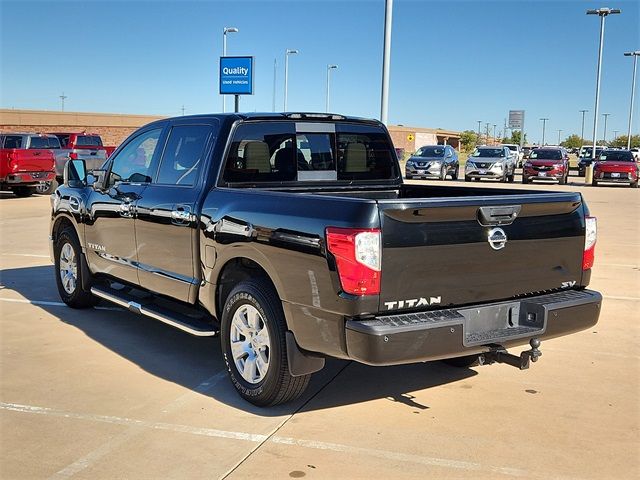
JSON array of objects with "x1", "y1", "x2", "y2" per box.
[{"x1": 477, "y1": 205, "x2": 521, "y2": 226}]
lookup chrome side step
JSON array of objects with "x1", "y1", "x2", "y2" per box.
[{"x1": 91, "y1": 286, "x2": 217, "y2": 337}]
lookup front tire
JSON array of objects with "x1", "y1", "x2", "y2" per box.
[
  {"x1": 451, "y1": 166, "x2": 458, "y2": 180},
  {"x1": 439, "y1": 166, "x2": 447, "y2": 180},
  {"x1": 220, "y1": 279, "x2": 310, "y2": 407},
  {"x1": 54, "y1": 227, "x2": 96, "y2": 308}
]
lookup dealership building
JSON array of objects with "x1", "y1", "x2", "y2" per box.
[{"x1": 0, "y1": 109, "x2": 461, "y2": 154}]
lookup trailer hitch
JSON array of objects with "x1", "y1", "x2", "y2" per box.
[{"x1": 480, "y1": 339, "x2": 542, "y2": 370}]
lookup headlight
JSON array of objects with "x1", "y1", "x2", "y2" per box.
[
  {"x1": 405, "y1": 160, "x2": 414, "y2": 166},
  {"x1": 465, "y1": 161, "x2": 475, "y2": 168},
  {"x1": 431, "y1": 161, "x2": 442, "y2": 166},
  {"x1": 491, "y1": 163, "x2": 504, "y2": 170}
]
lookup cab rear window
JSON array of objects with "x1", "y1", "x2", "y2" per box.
[
  {"x1": 222, "y1": 121, "x2": 398, "y2": 184},
  {"x1": 76, "y1": 135, "x2": 103, "y2": 147}
]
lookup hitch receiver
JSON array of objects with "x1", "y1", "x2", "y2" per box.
[{"x1": 481, "y1": 339, "x2": 542, "y2": 370}]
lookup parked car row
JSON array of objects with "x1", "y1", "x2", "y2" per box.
[{"x1": 0, "y1": 131, "x2": 110, "y2": 196}]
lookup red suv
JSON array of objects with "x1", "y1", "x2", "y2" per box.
[
  {"x1": 593, "y1": 149, "x2": 639, "y2": 188},
  {"x1": 522, "y1": 147, "x2": 569, "y2": 184}
]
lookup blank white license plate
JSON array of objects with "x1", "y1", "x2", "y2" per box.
[
  {"x1": 418, "y1": 170, "x2": 426, "y2": 174},
  {"x1": 539, "y1": 172, "x2": 547, "y2": 177},
  {"x1": 611, "y1": 172, "x2": 620, "y2": 178},
  {"x1": 479, "y1": 169, "x2": 486, "y2": 174}
]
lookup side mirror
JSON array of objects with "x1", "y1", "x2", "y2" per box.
[
  {"x1": 63, "y1": 159, "x2": 87, "y2": 187},
  {"x1": 89, "y1": 169, "x2": 107, "y2": 191}
]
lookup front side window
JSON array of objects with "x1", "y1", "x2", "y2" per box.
[
  {"x1": 2, "y1": 135, "x2": 23, "y2": 148},
  {"x1": 46, "y1": 136, "x2": 61, "y2": 149},
  {"x1": 156, "y1": 125, "x2": 212, "y2": 186},
  {"x1": 109, "y1": 128, "x2": 162, "y2": 185},
  {"x1": 55, "y1": 134, "x2": 70, "y2": 148}
]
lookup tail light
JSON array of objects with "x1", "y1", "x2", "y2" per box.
[
  {"x1": 583, "y1": 216, "x2": 597, "y2": 270},
  {"x1": 69, "y1": 152, "x2": 78, "y2": 160},
  {"x1": 326, "y1": 227, "x2": 381, "y2": 295}
]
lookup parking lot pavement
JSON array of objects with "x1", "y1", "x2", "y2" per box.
[{"x1": 1, "y1": 180, "x2": 638, "y2": 480}]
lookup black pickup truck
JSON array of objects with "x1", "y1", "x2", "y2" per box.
[{"x1": 50, "y1": 113, "x2": 601, "y2": 406}]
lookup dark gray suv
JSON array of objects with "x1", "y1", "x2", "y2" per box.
[{"x1": 405, "y1": 145, "x2": 459, "y2": 180}]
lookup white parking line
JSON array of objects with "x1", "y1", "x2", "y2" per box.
[
  {"x1": 603, "y1": 295, "x2": 640, "y2": 301},
  {"x1": 2, "y1": 253, "x2": 50, "y2": 258},
  {"x1": 0, "y1": 297, "x2": 121, "y2": 311},
  {"x1": 598, "y1": 263, "x2": 640, "y2": 268},
  {"x1": 1, "y1": 401, "x2": 530, "y2": 478}
]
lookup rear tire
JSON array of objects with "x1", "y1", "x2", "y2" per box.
[
  {"x1": 522, "y1": 176, "x2": 530, "y2": 184},
  {"x1": 443, "y1": 355, "x2": 481, "y2": 368},
  {"x1": 405, "y1": 174, "x2": 413, "y2": 180},
  {"x1": 13, "y1": 186, "x2": 34, "y2": 197},
  {"x1": 54, "y1": 227, "x2": 96, "y2": 309},
  {"x1": 465, "y1": 175, "x2": 472, "y2": 182},
  {"x1": 220, "y1": 279, "x2": 310, "y2": 407},
  {"x1": 559, "y1": 173, "x2": 567, "y2": 185},
  {"x1": 631, "y1": 180, "x2": 639, "y2": 188}
]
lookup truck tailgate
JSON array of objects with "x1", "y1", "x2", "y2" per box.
[
  {"x1": 6, "y1": 149, "x2": 55, "y2": 172},
  {"x1": 377, "y1": 192, "x2": 585, "y2": 312}
]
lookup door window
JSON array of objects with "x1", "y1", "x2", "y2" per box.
[
  {"x1": 108, "y1": 128, "x2": 162, "y2": 185},
  {"x1": 156, "y1": 125, "x2": 212, "y2": 186}
]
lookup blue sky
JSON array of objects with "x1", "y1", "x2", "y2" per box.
[{"x1": 1, "y1": 0, "x2": 638, "y2": 143}]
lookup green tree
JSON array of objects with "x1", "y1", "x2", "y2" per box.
[
  {"x1": 561, "y1": 134, "x2": 583, "y2": 149},
  {"x1": 608, "y1": 134, "x2": 640, "y2": 148},
  {"x1": 506, "y1": 130, "x2": 527, "y2": 145},
  {"x1": 460, "y1": 130, "x2": 478, "y2": 152}
]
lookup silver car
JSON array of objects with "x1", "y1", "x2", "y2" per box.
[
  {"x1": 465, "y1": 146, "x2": 516, "y2": 182},
  {"x1": 405, "y1": 145, "x2": 459, "y2": 180}
]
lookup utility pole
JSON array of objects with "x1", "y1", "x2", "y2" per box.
[
  {"x1": 272, "y1": 58, "x2": 277, "y2": 112},
  {"x1": 485, "y1": 123, "x2": 490, "y2": 144},
  {"x1": 380, "y1": 0, "x2": 393, "y2": 125},
  {"x1": 284, "y1": 49, "x2": 299, "y2": 111},
  {"x1": 326, "y1": 64, "x2": 338, "y2": 113},
  {"x1": 579, "y1": 109, "x2": 589, "y2": 143},
  {"x1": 493, "y1": 124, "x2": 497, "y2": 144},
  {"x1": 557, "y1": 129, "x2": 563, "y2": 145},
  {"x1": 477, "y1": 120, "x2": 482, "y2": 144},
  {"x1": 59, "y1": 93, "x2": 67, "y2": 112},
  {"x1": 503, "y1": 118, "x2": 508, "y2": 141}
]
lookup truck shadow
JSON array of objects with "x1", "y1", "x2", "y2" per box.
[{"x1": 1, "y1": 265, "x2": 477, "y2": 416}]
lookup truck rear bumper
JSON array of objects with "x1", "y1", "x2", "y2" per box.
[
  {"x1": 2, "y1": 171, "x2": 56, "y2": 185},
  {"x1": 345, "y1": 290, "x2": 601, "y2": 366}
]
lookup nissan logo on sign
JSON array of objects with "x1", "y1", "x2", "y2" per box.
[{"x1": 488, "y1": 227, "x2": 508, "y2": 250}]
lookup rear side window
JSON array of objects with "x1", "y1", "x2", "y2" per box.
[
  {"x1": 28, "y1": 136, "x2": 48, "y2": 149},
  {"x1": 156, "y1": 125, "x2": 212, "y2": 186},
  {"x1": 2, "y1": 135, "x2": 23, "y2": 148},
  {"x1": 46, "y1": 136, "x2": 61, "y2": 148},
  {"x1": 222, "y1": 121, "x2": 397, "y2": 184},
  {"x1": 76, "y1": 135, "x2": 103, "y2": 147},
  {"x1": 55, "y1": 134, "x2": 70, "y2": 147}
]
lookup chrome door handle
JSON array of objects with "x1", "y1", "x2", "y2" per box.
[
  {"x1": 171, "y1": 210, "x2": 191, "y2": 222},
  {"x1": 119, "y1": 202, "x2": 133, "y2": 217}
]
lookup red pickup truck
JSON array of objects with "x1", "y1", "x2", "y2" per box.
[{"x1": 0, "y1": 133, "x2": 56, "y2": 197}]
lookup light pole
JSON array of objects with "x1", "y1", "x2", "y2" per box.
[
  {"x1": 493, "y1": 124, "x2": 496, "y2": 144},
  {"x1": 272, "y1": 58, "x2": 277, "y2": 112},
  {"x1": 579, "y1": 109, "x2": 589, "y2": 143},
  {"x1": 284, "y1": 49, "x2": 299, "y2": 111},
  {"x1": 221, "y1": 27, "x2": 239, "y2": 113},
  {"x1": 624, "y1": 51, "x2": 640, "y2": 149},
  {"x1": 380, "y1": 0, "x2": 393, "y2": 125},
  {"x1": 587, "y1": 7, "x2": 621, "y2": 159},
  {"x1": 477, "y1": 120, "x2": 482, "y2": 144},
  {"x1": 540, "y1": 118, "x2": 549, "y2": 145},
  {"x1": 326, "y1": 64, "x2": 338, "y2": 113},
  {"x1": 485, "y1": 123, "x2": 490, "y2": 145},
  {"x1": 557, "y1": 129, "x2": 563, "y2": 145},
  {"x1": 602, "y1": 113, "x2": 610, "y2": 143}
]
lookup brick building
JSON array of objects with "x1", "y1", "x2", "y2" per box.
[{"x1": 0, "y1": 109, "x2": 461, "y2": 154}]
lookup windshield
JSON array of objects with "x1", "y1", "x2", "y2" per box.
[
  {"x1": 472, "y1": 148, "x2": 504, "y2": 158},
  {"x1": 506, "y1": 145, "x2": 517, "y2": 151},
  {"x1": 599, "y1": 151, "x2": 634, "y2": 162},
  {"x1": 414, "y1": 146, "x2": 445, "y2": 157},
  {"x1": 530, "y1": 149, "x2": 562, "y2": 160}
]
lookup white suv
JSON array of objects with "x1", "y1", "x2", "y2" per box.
[{"x1": 502, "y1": 144, "x2": 523, "y2": 167}]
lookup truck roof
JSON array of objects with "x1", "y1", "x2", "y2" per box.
[{"x1": 153, "y1": 112, "x2": 382, "y2": 125}]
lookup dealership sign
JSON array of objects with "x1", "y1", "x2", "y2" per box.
[
  {"x1": 219, "y1": 56, "x2": 254, "y2": 95},
  {"x1": 508, "y1": 110, "x2": 525, "y2": 129}
]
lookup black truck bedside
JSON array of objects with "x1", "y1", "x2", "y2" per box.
[{"x1": 50, "y1": 113, "x2": 601, "y2": 406}]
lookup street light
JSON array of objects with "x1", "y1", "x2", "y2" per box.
[
  {"x1": 493, "y1": 124, "x2": 496, "y2": 144},
  {"x1": 485, "y1": 123, "x2": 490, "y2": 145},
  {"x1": 222, "y1": 27, "x2": 239, "y2": 113},
  {"x1": 477, "y1": 120, "x2": 482, "y2": 144},
  {"x1": 602, "y1": 113, "x2": 611, "y2": 143},
  {"x1": 587, "y1": 7, "x2": 621, "y2": 159},
  {"x1": 557, "y1": 129, "x2": 563, "y2": 145},
  {"x1": 579, "y1": 109, "x2": 589, "y2": 143},
  {"x1": 380, "y1": 0, "x2": 393, "y2": 125},
  {"x1": 540, "y1": 118, "x2": 549, "y2": 145},
  {"x1": 284, "y1": 49, "x2": 299, "y2": 111},
  {"x1": 624, "y1": 51, "x2": 640, "y2": 149},
  {"x1": 326, "y1": 64, "x2": 338, "y2": 113}
]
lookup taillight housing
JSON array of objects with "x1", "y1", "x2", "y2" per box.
[
  {"x1": 583, "y1": 216, "x2": 597, "y2": 270},
  {"x1": 326, "y1": 227, "x2": 381, "y2": 295}
]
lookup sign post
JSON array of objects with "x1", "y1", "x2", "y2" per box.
[
  {"x1": 509, "y1": 110, "x2": 525, "y2": 150},
  {"x1": 219, "y1": 56, "x2": 254, "y2": 113}
]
